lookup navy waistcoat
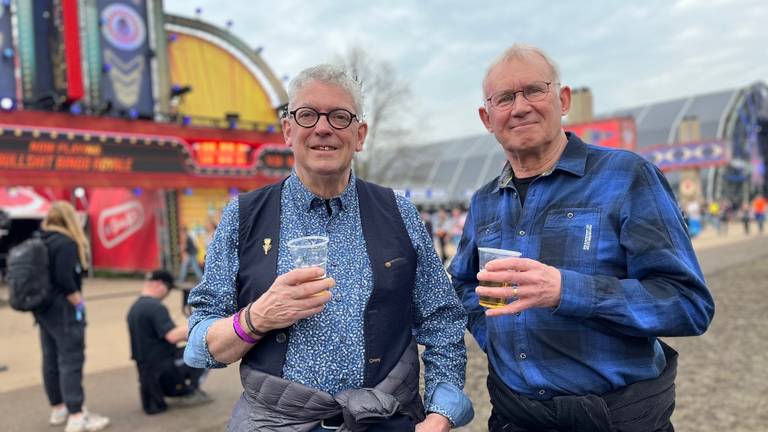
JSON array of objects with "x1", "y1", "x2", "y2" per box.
[{"x1": 236, "y1": 178, "x2": 418, "y2": 388}]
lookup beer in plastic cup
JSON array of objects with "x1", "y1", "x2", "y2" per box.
[{"x1": 478, "y1": 247, "x2": 521, "y2": 308}]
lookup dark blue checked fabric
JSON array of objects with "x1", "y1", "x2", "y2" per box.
[{"x1": 449, "y1": 132, "x2": 714, "y2": 400}]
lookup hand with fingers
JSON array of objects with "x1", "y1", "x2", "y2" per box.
[
  {"x1": 476, "y1": 256, "x2": 562, "y2": 317},
  {"x1": 248, "y1": 267, "x2": 335, "y2": 332}
]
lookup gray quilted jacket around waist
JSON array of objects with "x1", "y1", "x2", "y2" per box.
[{"x1": 227, "y1": 338, "x2": 425, "y2": 432}]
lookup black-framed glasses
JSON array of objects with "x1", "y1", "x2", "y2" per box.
[
  {"x1": 485, "y1": 81, "x2": 558, "y2": 111},
  {"x1": 289, "y1": 106, "x2": 358, "y2": 129}
]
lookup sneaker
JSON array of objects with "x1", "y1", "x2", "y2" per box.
[
  {"x1": 64, "y1": 411, "x2": 110, "y2": 432},
  {"x1": 49, "y1": 406, "x2": 68, "y2": 426},
  {"x1": 176, "y1": 389, "x2": 213, "y2": 407}
]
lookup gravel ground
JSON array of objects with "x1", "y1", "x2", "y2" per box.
[{"x1": 449, "y1": 258, "x2": 768, "y2": 431}]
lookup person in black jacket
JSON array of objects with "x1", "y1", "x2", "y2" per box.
[{"x1": 36, "y1": 201, "x2": 110, "y2": 432}]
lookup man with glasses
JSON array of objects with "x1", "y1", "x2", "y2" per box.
[
  {"x1": 449, "y1": 44, "x2": 714, "y2": 431},
  {"x1": 184, "y1": 64, "x2": 472, "y2": 431}
]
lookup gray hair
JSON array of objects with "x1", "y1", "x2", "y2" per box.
[
  {"x1": 482, "y1": 44, "x2": 561, "y2": 98},
  {"x1": 287, "y1": 64, "x2": 364, "y2": 117}
]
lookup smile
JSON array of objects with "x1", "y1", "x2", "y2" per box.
[
  {"x1": 511, "y1": 121, "x2": 536, "y2": 129},
  {"x1": 309, "y1": 145, "x2": 338, "y2": 151}
]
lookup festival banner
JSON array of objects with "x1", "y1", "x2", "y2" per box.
[
  {"x1": 14, "y1": 0, "x2": 59, "y2": 105},
  {"x1": 88, "y1": 187, "x2": 161, "y2": 271},
  {"x1": 565, "y1": 117, "x2": 637, "y2": 150},
  {"x1": 0, "y1": 1, "x2": 17, "y2": 105},
  {"x1": 97, "y1": 0, "x2": 155, "y2": 117},
  {"x1": 639, "y1": 140, "x2": 730, "y2": 172}
]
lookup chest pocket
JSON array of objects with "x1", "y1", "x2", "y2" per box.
[
  {"x1": 541, "y1": 208, "x2": 600, "y2": 274},
  {"x1": 475, "y1": 220, "x2": 501, "y2": 249}
]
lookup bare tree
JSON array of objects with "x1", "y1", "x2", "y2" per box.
[{"x1": 335, "y1": 46, "x2": 412, "y2": 179}]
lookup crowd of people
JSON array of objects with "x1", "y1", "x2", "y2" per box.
[
  {"x1": 683, "y1": 195, "x2": 766, "y2": 237},
  {"x1": 418, "y1": 206, "x2": 468, "y2": 264}
]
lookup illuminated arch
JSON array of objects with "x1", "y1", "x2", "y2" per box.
[{"x1": 164, "y1": 15, "x2": 287, "y2": 128}]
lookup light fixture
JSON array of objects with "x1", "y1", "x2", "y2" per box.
[
  {"x1": 170, "y1": 84, "x2": 192, "y2": 98},
  {"x1": 225, "y1": 112, "x2": 239, "y2": 130},
  {"x1": 0, "y1": 97, "x2": 14, "y2": 111},
  {"x1": 69, "y1": 102, "x2": 82, "y2": 115}
]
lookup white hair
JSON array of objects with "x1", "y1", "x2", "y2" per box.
[
  {"x1": 287, "y1": 64, "x2": 364, "y2": 116},
  {"x1": 482, "y1": 43, "x2": 561, "y2": 98}
]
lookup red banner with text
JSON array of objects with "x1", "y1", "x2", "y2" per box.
[{"x1": 88, "y1": 188, "x2": 160, "y2": 272}]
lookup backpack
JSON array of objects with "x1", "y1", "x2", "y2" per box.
[{"x1": 7, "y1": 235, "x2": 53, "y2": 312}]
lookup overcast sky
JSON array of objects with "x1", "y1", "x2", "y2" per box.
[{"x1": 164, "y1": 0, "x2": 768, "y2": 144}]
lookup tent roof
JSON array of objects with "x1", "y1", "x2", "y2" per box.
[{"x1": 0, "y1": 187, "x2": 51, "y2": 219}]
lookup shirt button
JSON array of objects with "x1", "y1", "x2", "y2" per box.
[
  {"x1": 334, "y1": 292, "x2": 342, "y2": 302},
  {"x1": 339, "y1": 335, "x2": 347, "y2": 343},
  {"x1": 275, "y1": 332, "x2": 287, "y2": 343},
  {"x1": 518, "y1": 230, "x2": 526, "y2": 236},
  {"x1": 538, "y1": 389, "x2": 546, "y2": 395},
  {"x1": 519, "y1": 352, "x2": 527, "y2": 360},
  {"x1": 567, "y1": 212, "x2": 574, "y2": 219},
  {"x1": 515, "y1": 312, "x2": 521, "y2": 316}
]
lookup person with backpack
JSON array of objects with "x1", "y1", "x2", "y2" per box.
[{"x1": 35, "y1": 201, "x2": 110, "y2": 432}]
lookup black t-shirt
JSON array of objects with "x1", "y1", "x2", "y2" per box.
[
  {"x1": 512, "y1": 174, "x2": 540, "y2": 207},
  {"x1": 127, "y1": 296, "x2": 177, "y2": 365}
]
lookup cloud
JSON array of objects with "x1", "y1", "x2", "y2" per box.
[{"x1": 164, "y1": 0, "x2": 768, "y2": 143}]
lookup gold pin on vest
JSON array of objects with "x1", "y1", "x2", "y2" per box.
[{"x1": 263, "y1": 238, "x2": 272, "y2": 255}]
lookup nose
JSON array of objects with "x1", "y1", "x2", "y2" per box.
[
  {"x1": 313, "y1": 114, "x2": 334, "y2": 136},
  {"x1": 509, "y1": 96, "x2": 532, "y2": 117}
]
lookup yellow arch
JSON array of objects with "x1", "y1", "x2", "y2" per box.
[{"x1": 168, "y1": 33, "x2": 278, "y2": 126}]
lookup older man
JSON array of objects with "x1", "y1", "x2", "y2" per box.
[
  {"x1": 185, "y1": 64, "x2": 472, "y2": 431},
  {"x1": 449, "y1": 44, "x2": 714, "y2": 431}
]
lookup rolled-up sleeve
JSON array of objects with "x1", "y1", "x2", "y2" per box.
[{"x1": 184, "y1": 199, "x2": 240, "y2": 369}]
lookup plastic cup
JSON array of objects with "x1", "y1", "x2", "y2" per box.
[
  {"x1": 478, "y1": 247, "x2": 521, "y2": 309},
  {"x1": 286, "y1": 235, "x2": 329, "y2": 278}
]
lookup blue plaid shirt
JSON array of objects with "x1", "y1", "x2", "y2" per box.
[{"x1": 449, "y1": 133, "x2": 714, "y2": 400}]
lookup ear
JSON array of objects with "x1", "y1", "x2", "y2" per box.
[
  {"x1": 479, "y1": 106, "x2": 493, "y2": 132},
  {"x1": 355, "y1": 121, "x2": 368, "y2": 152},
  {"x1": 559, "y1": 85, "x2": 571, "y2": 117},
  {"x1": 282, "y1": 118, "x2": 293, "y2": 148}
]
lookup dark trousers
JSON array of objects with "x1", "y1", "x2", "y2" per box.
[
  {"x1": 488, "y1": 342, "x2": 678, "y2": 432},
  {"x1": 35, "y1": 296, "x2": 86, "y2": 414},
  {"x1": 136, "y1": 347, "x2": 206, "y2": 414}
]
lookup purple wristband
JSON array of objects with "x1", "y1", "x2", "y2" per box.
[{"x1": 233, "y1": 309, "x2": 258, "y2": 344}]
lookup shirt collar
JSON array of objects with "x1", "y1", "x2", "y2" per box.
[
  {"x1": 286, "y1": 169, "x2": 357, "y2": 212},
  {"x1": 493, "y1": 131, "x2": 588, "y2": 193}
]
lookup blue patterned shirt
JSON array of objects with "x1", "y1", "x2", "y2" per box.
[
  {"x1": 449, "y1": 133, "x2": 714, "y2": 400},
  {"x1": 185, "y1": 171, "x2": 471, "y2": 425}
]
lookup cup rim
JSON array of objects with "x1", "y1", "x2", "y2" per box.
[
  {"x1": 286, "y1": 235, "x2": 330, "y2": 249},
  {"x1": 477, "y1": 247, "x2": 521, "y2": 257}
]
